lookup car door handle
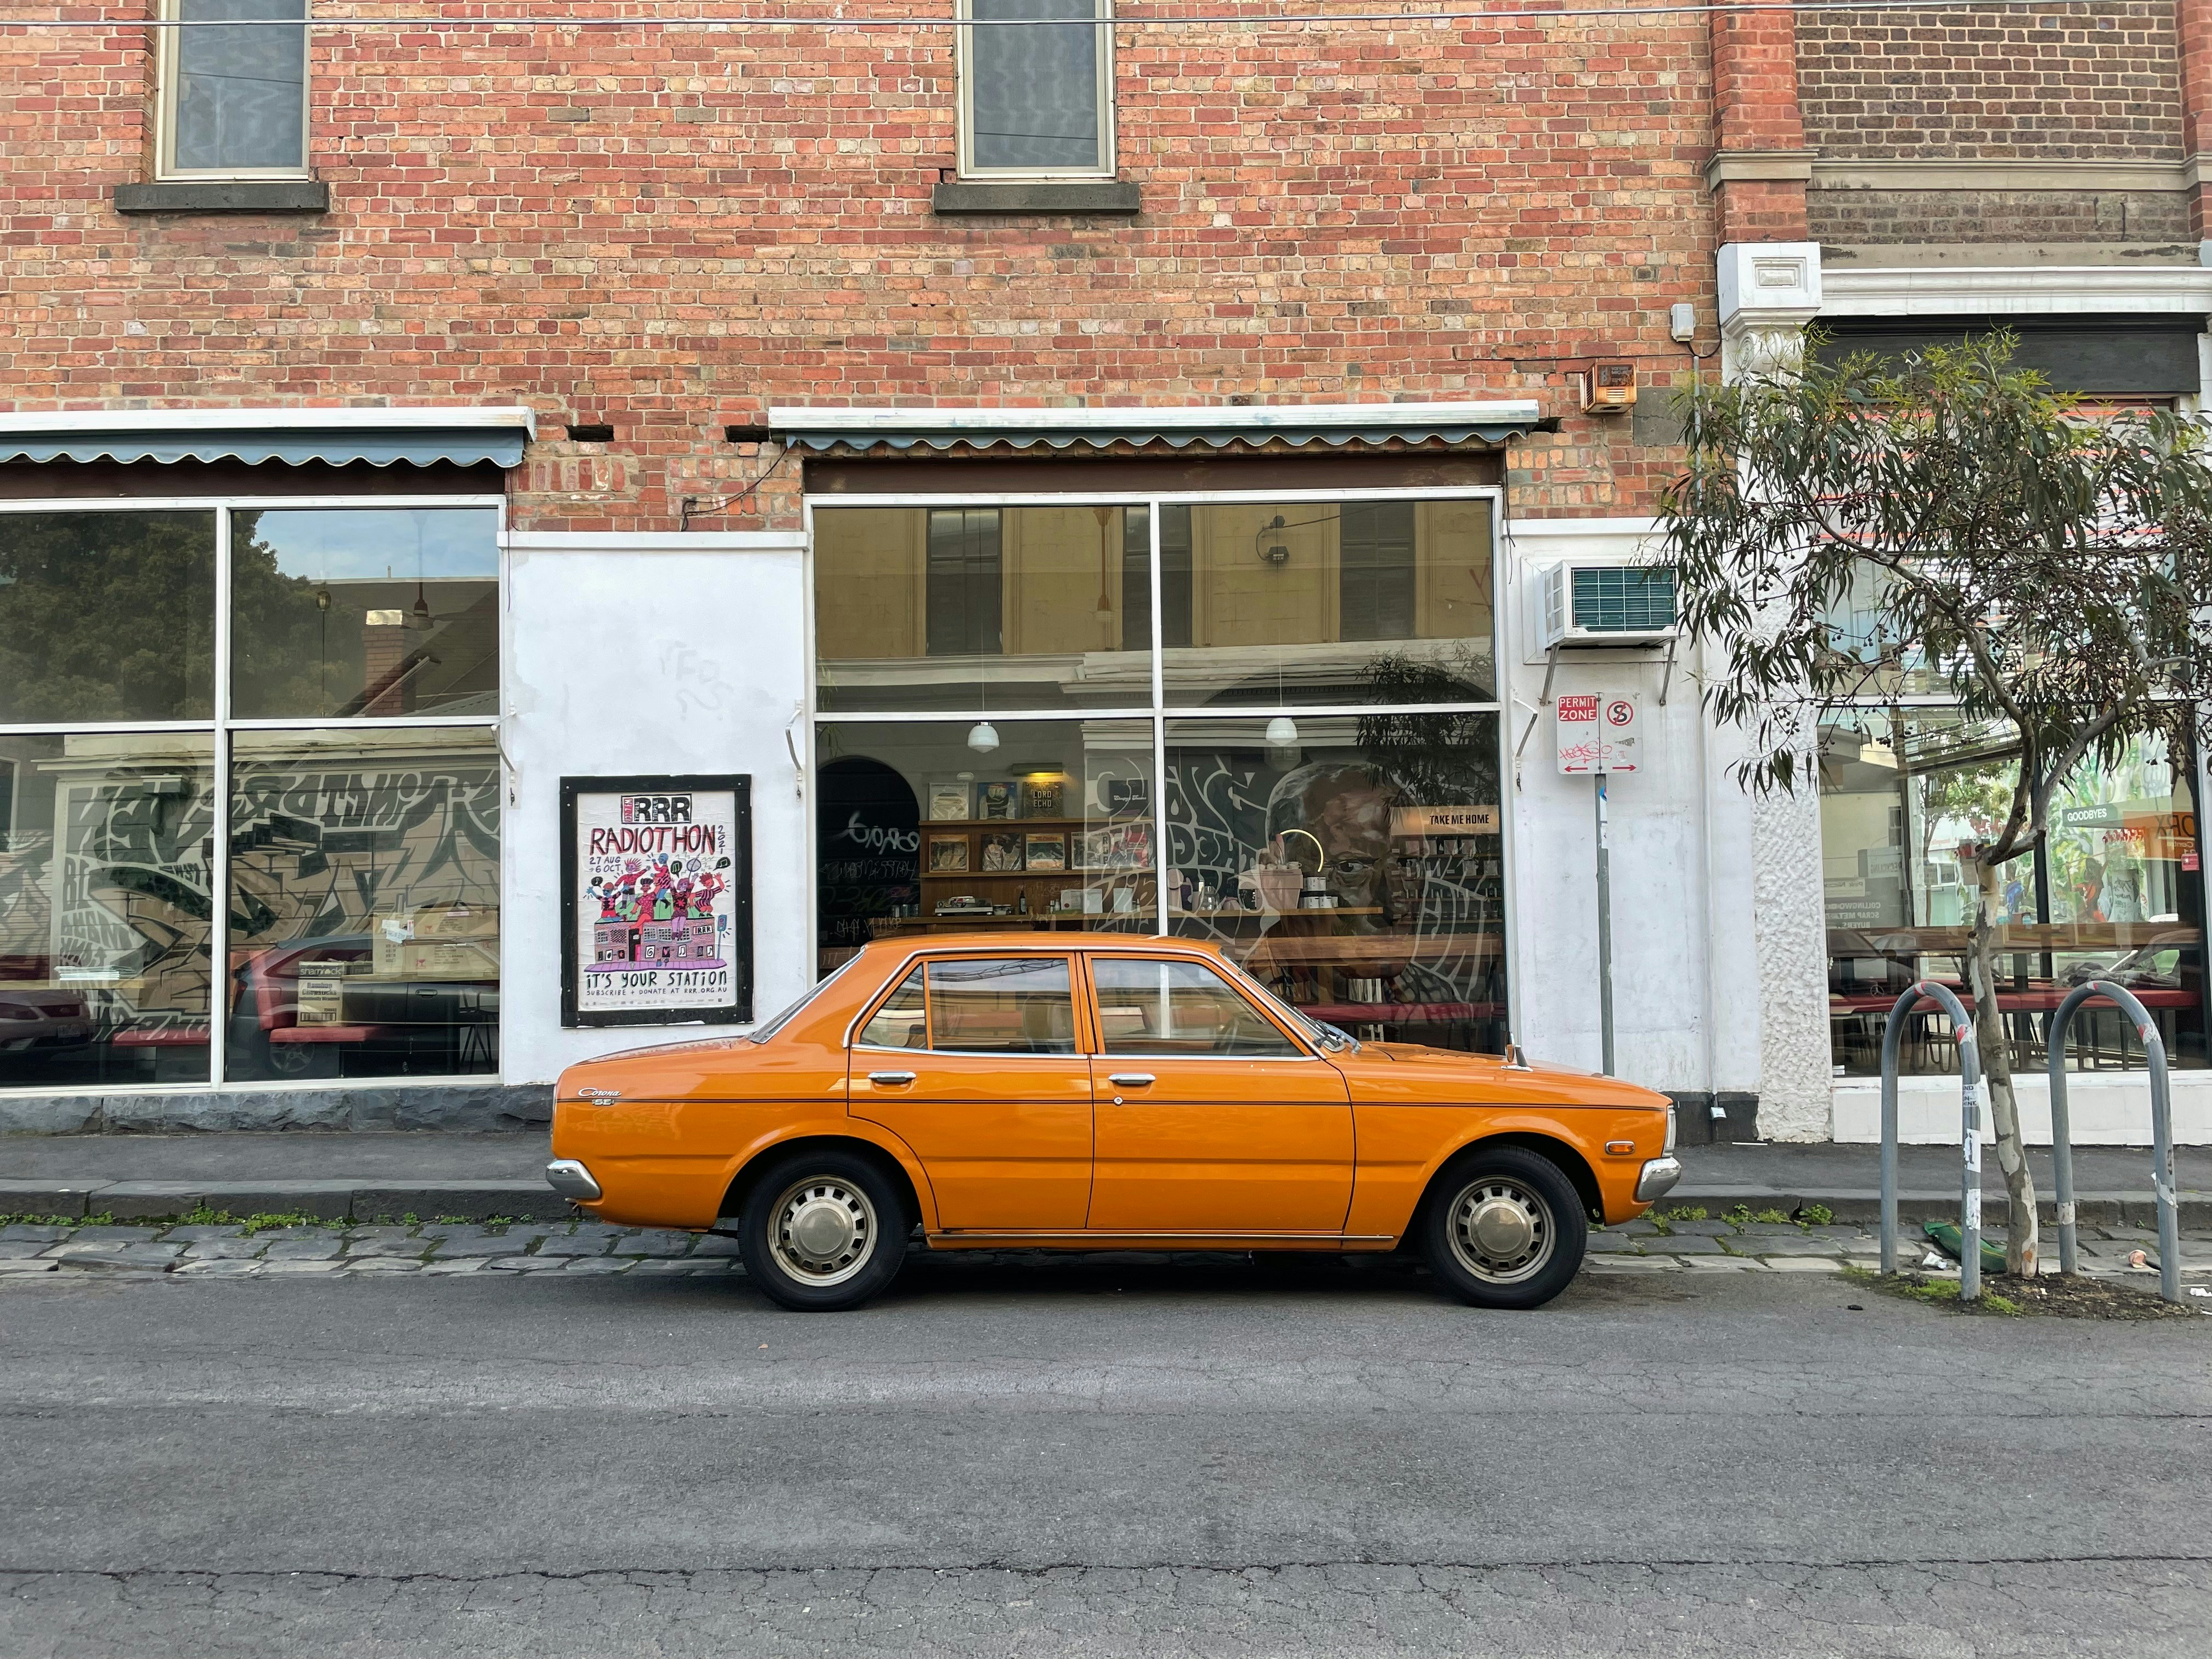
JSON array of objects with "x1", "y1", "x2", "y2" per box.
[
  {"x1": 1107, "y1": 1073, "x2": 1155, "y2": 1087},
  {"x1": 867, "y1": 1071, "x2": 917, "y2": 1086}
]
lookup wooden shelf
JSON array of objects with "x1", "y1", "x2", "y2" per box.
[{"x1": 923, "y1": 868, "x2": 1154, "y2": 881}]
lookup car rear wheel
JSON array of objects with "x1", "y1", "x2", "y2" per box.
[
  {"x1": 1419, "y1": 1146, "x2": 1586, "y2": 1310},
  {"x1": 737, "y1": 1149, "x2": 908, "y2": 1312}
]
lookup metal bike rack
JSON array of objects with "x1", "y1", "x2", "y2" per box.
[
  {"x1": 1879, "y1": 979, "x2": 1985, "y2": 1301},
  {"x1": 2046, "y1": 980, "x2": 2183, "y2": 1306}
]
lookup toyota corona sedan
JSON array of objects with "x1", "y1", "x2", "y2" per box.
[{"x1": 547, "y1": 934, "x2": 1681, "y2": 1311}]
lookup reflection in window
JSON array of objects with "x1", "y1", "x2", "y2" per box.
[
  {"x1": 0, "y1": 734, "x2": 216, "y2": 1086},
  {"x1": 857, "y1": 966, "x2": 928, "y2": 1048},
  {"x1": 964, "y1": 0, "x2": 1108, "y2": 174},
  {"x1": 0, "y1": 512, "x2": 216, "y2": 724},
  {"x1": 224, "y1": 729, "x2": 499, "y2": 1081},
  {"x1": 1121, "y1": 504, "x2": 1192, "y2": 652},
  {"x1": 927, "y1": 956, "x2": 1077, "y2": 1053},
  {"x1": 815, "y1": 507, "x2": 1155, "y2": 712},
  {"x1": 230, "y1": 509, "x2": 500, "y2": 719},
  {"x1": 1820, "y1": 715, "x2": 2207, "y2": 1076},
  {"x1": 1164, "y1": 713, "x2": 1507, "y2": 1053},
  {"x1": 170, "y1": 0, "x2": 307, "y2": 173},
  {"x1": 814, "y1": 719, "x2": 1155, "y2": 974},
  {"x1": 1093, "y1": 956, "x2": 1300, "y2": 1056}
]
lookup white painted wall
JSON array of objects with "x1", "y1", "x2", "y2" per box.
[
  {"x1": 501, "y1": 531, "x2": 813, "y2": 1085},
  {"x1": 1502, "y1": 518, "x2": 1768, "y2": 1104},
  {"x1": 1836, "y1": 1074, "x2": 2212, "y2": 1147}
]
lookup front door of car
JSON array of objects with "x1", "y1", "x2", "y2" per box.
[
  {"x1": 1082, "y1": 953, "x2": 1353, "y2": 1234},
  {"x1": 848, "y1": 953, "x2": 1093, "y2": 1231}
]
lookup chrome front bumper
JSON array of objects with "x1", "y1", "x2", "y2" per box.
[
  {"x1": 1634, "y1": 1156, "x2": 1683, "y2": 1204},
  {"x1": 545, "y1": 1159, "x2": 603, "y2": 1201}
]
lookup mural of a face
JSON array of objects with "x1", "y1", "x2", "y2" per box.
[{"x1": 1267, "y1": 762, "x2": 1396, "y2": 916}]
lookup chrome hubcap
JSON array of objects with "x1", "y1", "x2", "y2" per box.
[
  {"x1": 1447, "y1": 1178, "x2": 1554, "y2": 1285},
  {"x1": 769, "y1": 1177, "x2": 876, "y2": 1286}
]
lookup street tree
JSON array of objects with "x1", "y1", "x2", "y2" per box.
[{"x1": 1657, "y1": 334, "x2": 2212, "y2": 1276}]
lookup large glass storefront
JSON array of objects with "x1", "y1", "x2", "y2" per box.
[
  {"x1": 1819, "y1": 712, "x2": 2208, "y2": 1076},
  {"x1": 0, "y1": 504, "x2": 502, "y2": 1090},
  {"x1": 812, "y1": 494, "x2": 1509, "y2": 1052}
]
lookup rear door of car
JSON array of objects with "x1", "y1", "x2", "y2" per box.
[
  {"x1": 1080, "y1": 952, "x2": 1353, "y2": 1234},
  {"x1": 848, "y1": 951, "x2": 1094, "y2": 1230}
]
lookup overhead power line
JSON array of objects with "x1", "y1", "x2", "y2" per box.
[{"x1": 5, "y1": 0, "x2": 2145, "y2": 28}]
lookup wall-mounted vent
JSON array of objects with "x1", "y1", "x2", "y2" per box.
[{"x1": 1539, "y1": 563, "x2": 1679, "y2": 649}]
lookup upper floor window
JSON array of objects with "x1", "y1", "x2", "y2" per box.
[
  {"x1": 160, "y1": 0, "x2": 309, "y2": 178},
  {"x1": 958, "y1": 0, "x2": 1114, "y2": 179}
]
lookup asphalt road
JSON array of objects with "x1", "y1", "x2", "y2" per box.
[{"x1": 3, "y1": 1255, "x2": 2209, "y2": 1657}]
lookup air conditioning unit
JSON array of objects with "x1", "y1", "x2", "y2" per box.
[{"x1": 1538, "y1": 562, "x2": 1679, "y2": 650}]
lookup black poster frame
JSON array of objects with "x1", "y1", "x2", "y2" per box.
[{"x1": 560, "y1": 773, "x2": 753, "y2": 1029}]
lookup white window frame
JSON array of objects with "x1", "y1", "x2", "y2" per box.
[
  {"x1": 955, "y1": 0, "x2": 1116, "y2": 181},
  {"x1": 155, "y1": 0, "x2": 313, "y2": 182}
]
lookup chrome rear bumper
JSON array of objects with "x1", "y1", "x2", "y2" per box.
[{"x1": 545, "y1": 1159, "x2": 603, "y2": 1201}]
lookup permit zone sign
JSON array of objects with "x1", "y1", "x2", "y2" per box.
[{"x1": 1555, "y1": 693, "x2": 1643, "y2": 775}]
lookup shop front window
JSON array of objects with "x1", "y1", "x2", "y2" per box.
[
  {"x1": 0, "y1": 733, "x2": 217, "y2": 1087},
  {"x1": 225, "y1": 729, "x2": 499, "y2": 1081},
  {"x1": 813, "y1": 490, "x2": 1508, "y2": 1053},
  {"x1": 0, "y1": 502, "x2": 502, "y2": 1096},
  {"x1": 1820, "y1": 714, "x2": 2207, "y2": 1076}
]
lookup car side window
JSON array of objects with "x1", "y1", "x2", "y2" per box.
[
  {"x1": 855, "y1": 966, "x2": 928, "y2": 1049},
  {"x1": 1092, "y1": 957, "x2": 1302, "y2": 1057},
  {"x1": 926, "y1": 957, "x2": 1079, "y2": 1054}
]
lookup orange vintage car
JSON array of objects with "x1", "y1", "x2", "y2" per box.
[{"x1": 548, "y1": 933, "x2": 1680, "y2": 1311}]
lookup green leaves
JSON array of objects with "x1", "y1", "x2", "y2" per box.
[{"x1": 1660, "y1": 331, "x2": 2212, "y2": 866}]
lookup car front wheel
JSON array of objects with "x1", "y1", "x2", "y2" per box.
[
  {"x1": 737, "y1": 1150, "x2": 909, "y2": 1312},
  {"x1": 1419, "y1": 1146, "x2": 1587, "y2": 1310}
]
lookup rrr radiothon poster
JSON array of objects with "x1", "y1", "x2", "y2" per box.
[{"x1": 560, "y1": 775, "x2": 752, "y2": 1028}]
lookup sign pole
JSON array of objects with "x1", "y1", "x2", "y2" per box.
[{"x1": 1595, "y1": 771, "x2": 1615, "y2": 1076}]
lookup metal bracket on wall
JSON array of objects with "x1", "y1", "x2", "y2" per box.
[{"x1": 1657, "y1": 633, "x2": 1678, "y2": 707}]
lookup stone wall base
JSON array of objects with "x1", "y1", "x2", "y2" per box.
[{"x1": 0, "y1": 1084, "x2": 554, "y2": 1136}]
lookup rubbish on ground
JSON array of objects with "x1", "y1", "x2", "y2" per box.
[
  {"x1": 1925, "y1": 1221, "x2": 2007, "y2": 1276},
  {"x1": 1920, "y1": 1251, "x2": 1949, "y2": 1271},
  {"x1": 2130, "y1": 1249, "x2": 2150, "y2": 1269}
]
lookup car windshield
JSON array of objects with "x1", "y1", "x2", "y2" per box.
[
  {"x1": 748, "y1": 956, "x2": 862, "y2": 1043},
  {"x1": 1219, "y1": 960, "x2": 1358, "y2": 1052}
]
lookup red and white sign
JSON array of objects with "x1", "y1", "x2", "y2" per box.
[{"x1": 1556, "y1": 692, "x2": 1641, "y2": 775}]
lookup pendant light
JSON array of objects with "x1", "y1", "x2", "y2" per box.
[
  {"x1": 1265, "y1": 715, "x2": 1300, "y2": 768},
  {"x1": 967, "y1": 721, "x2": 1001, "y2": 755}
]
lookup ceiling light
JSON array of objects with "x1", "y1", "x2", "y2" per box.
[{"x1": 966, "y1": 721, "x2": 1000, "y2": 755}]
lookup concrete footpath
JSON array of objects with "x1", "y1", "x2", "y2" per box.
[{"x1": 3, "y1": 1128, "x2": 2211, "y2": 1226}]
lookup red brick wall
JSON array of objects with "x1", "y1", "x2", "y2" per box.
[
  {"x1": 1, "y1": 8, "x2": 1722, "y2": 529},
  {"x1": 1797, "y1": 3, "x2": 2184, "y2": 159}
]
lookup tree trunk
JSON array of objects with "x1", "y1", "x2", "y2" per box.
[{"x1": 1968, "y1": 858, "x2": 2039, "y2": 1277}]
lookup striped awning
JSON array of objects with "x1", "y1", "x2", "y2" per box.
[
  {"x1": 770, "y1": 400, "x2": 1547, "y2": 454},
  {"x1": 0, "y1": 408, "x2": 535, "y2": 469}
]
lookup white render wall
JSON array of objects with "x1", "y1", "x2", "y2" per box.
[
  {"x1": 1501, "y1": 517, "x2": 1778, "y2": 1116},
  {"x1": 501, "y1": 531, "x2": 814, "y2": 1085}
]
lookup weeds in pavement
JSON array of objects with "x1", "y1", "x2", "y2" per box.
[
  {"x1": 1843, "y1": 1265, "x2": 2021, "y2": 1316},
  {"x1": 1799, "y1": 1203, "x2": 1836, "y2": 1227}
]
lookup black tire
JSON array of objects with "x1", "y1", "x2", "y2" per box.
[
  {"x1": 736, "y1": 1148, "x2": 909, "y2": 1312},
  {"x1": 1418, "y1": 1146, "x2": 1587, "y2": 1310}
]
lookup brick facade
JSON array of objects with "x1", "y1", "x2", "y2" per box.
[
  {"x1": 1809, "y1": 187, "x2": 2196, "y2": 246},
  {"x1": 1797, "y1": 2, "x2": 2183, "y2": 159},
  {"x1": 2, "y1": 10, "x2": 1725, "y2": 531}
]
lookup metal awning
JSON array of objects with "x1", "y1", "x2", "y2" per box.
[
  {"x1": 0, "y1": 407, "x2": 537, "y2": 469},
  {"x1": 769, "y1": 400, "x2": 1547, "y2": 454}
]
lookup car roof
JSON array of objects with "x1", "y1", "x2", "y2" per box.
[{"x1": 854, "y1": 931, "x2": 1227, "y2": 960}]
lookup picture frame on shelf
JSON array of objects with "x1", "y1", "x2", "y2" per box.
[
  {"x1": 977, "y1": 781, "x2": 1017, "y2": 821},
  {"x1": 1020, "y1": 777, "x2": 1065, "y2": 818},
  {"x1": 980, "y1": 831, "x2": 1024, "y2": 872},
  {"x1": 1023, "y1": 832, "x2": 1066, "y2": 872},
  {"x1": 927, "y1": 780, "x2": 972, "y2": 822},
  {"x1": 1081, "y1": 820, "x2": 1151, "y2": 872},
  {"x1": 927, "y1": 833, "x2": 970, "y2": 873}
]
